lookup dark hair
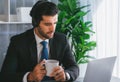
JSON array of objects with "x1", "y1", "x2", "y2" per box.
[{"x1": 30, "y1": 1, "x2": 59, "y2": 27}]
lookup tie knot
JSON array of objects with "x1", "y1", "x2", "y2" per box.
[{"x1": 41, "y1": 41, "x2": 47, "y2": 47}]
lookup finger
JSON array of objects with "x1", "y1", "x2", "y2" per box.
[
  {"x1": 55, "y1": 75, "x2": 64, "y2": 81},
  {"x1": 53, "y1": 66, "x2": 60, "y2": 71},
  {"x1": 55, "y1": 72, "x2": 62, "y2": 79},
  {"x1": 39, "y1": 65, "x2": 45, "y2": 70},
  {"x1": 50, "y1": 66, "x2": 63, "y2": 77},
  {"x1": 55, "y1": 66, "x2": 63, "y2": 75},
  {"x1": 34, "y1": 69, "x2": 47, "y2": 81},
  {"x1": 32, "y1": 65, "x2": 46, "y2": 81},
  {"x1": 35, "y1": 73, "x2": 45, "y2": 82},
  {"x1": 50, "y1": 67, "x2": 59, "y2": 77},
  {"x1": 40, "y1": 69, "x2": 46, "y2": 73},
  {"x1": 55, "y1": 72, "x2": 66, "y2": 81},
  {"x1": 39, "y1": 59, "x2": 46, "y2": 65},
  {"x1": 55, "y1": 67, "x2": 66, "y2": 81},
  {"x1": 33, "y1": 66, "x2": 46, "y2": 74}
]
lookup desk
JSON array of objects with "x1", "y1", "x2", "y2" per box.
[
  {"x1": 75, "y1": 76, "x2": 120, "y2": 82},
  {"x1": 42, "y1": 76, "x2": 120, "y2": 82}
]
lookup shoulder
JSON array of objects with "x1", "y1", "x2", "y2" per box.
[
  {"x1": 10, "y1": 28, "x2": 34, "y2": 43},
  {"x1": 54, "y1": 32, "x2": 66, "y2": 39},
  {"x1": 52, "y1": 32, "x2": 68, "y2": 44}
]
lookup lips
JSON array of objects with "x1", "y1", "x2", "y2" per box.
[{"x1": 47, "y1": 31, "x2": 54, "y2": 35}]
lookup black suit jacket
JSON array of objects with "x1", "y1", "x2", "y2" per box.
[{"x1": 0, "y1": 28, "x2": 79, "y2": 82}]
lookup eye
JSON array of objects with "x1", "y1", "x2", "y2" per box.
[{"x1": 44, "y1": 23, "x2": 51, "y2": 26}]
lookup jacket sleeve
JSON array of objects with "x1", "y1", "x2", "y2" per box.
[
  {"x1": 62, "y1": 37, "x2": 79, "y2": 81},
  {"x1": 51, "y1": 33, "x2": 79, "y2": 81}
]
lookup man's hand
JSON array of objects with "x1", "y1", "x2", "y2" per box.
[
  {"x1": 27, "y1": 60, "x2": 46, "y2": 82},
  {"x1": 50, "y1": 66, "x2": 66, "y2": 81}
]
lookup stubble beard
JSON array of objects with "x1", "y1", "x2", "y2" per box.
[{"x1": 37, "y1": 27, "x2": 54, "y2": 39}]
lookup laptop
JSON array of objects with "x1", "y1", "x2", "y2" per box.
[
  {"x1": 42, "y1": 56, "x2": 116, "y2": 82},
  {"x1": 79, "y1": 56, "x2": 116, "y2": 82}
]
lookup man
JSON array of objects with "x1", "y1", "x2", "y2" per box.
[{"x1": 0, "y1": 1, "x2": 79, "y2": 82}]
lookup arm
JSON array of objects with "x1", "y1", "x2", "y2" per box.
[
  {"x1": 62, "y1": 37, "x2": 79, "y2": 81},
  {"x1": 50, "y1": 33, "x2": 79, "y2": 81}
]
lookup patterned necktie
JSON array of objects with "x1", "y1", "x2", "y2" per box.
[{"x1": 40, "y1": 41, "x2": 48, "y2": 60}]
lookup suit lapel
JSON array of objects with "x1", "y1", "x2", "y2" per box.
[
  {"x1": 49, "y1": 38, "x2": 58, "y2": 59},
  {"x1": 49, "y1": 39, "x2": 53, "y2": 59},
  {"x1": 27, "y1": 29, "x2": 37, "y2": 65},
  {"x1": 29, "y1": 40, "x2": 37, "y2": 65}
]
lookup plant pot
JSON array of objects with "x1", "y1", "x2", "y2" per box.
[{"x1": 79, "y1": 63, "x2": 88, "y2": 78}]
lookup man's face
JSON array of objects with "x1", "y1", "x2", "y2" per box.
[{"x1": 37, "y1": 14, "x2": 58, "y2": 40}]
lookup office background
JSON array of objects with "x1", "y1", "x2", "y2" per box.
[{"x1": 0, "y1": 0, "x2": 120, "y2": 78}]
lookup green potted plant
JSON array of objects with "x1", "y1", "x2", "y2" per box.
[{"x1": 56, "y1": 0, "x2": 96, "y2": 64}]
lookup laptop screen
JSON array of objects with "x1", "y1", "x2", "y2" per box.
[{"x1": 83, "y1": 56, "x2": 116, "y2": 82}]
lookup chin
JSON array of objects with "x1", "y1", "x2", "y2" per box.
[
  {"x1": 48, "y1": 34, "x2": 54, "y2": 38},
  {"x1": 45, "y1": 35, "x2": 53, "y2": 39},
  {"x1": 49, "y1": 36, "x2": 54, "y2": 39}
]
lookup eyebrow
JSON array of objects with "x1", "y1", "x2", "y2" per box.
[{"x1": 44, "y1": 21, "x2": 57, "y2": 24}]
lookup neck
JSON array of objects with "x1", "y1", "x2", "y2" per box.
[{"x1": 34, "y1": 27, "x2": 46, "y2": 40}]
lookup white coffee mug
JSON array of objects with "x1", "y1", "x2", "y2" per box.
[{"x1": 45, "y1": 59, "x2": 59, "y2": 76}]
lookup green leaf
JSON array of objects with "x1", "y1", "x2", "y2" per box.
[
  {"x1": 80, "y1": 4, "x2": 91, "y2": 10},
  {"x1": 67, "y1": 0, "x2": 76, "y2": 12},
  {"x1": 57, "y1": 0, "x2": 96, "y2": 64}
]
